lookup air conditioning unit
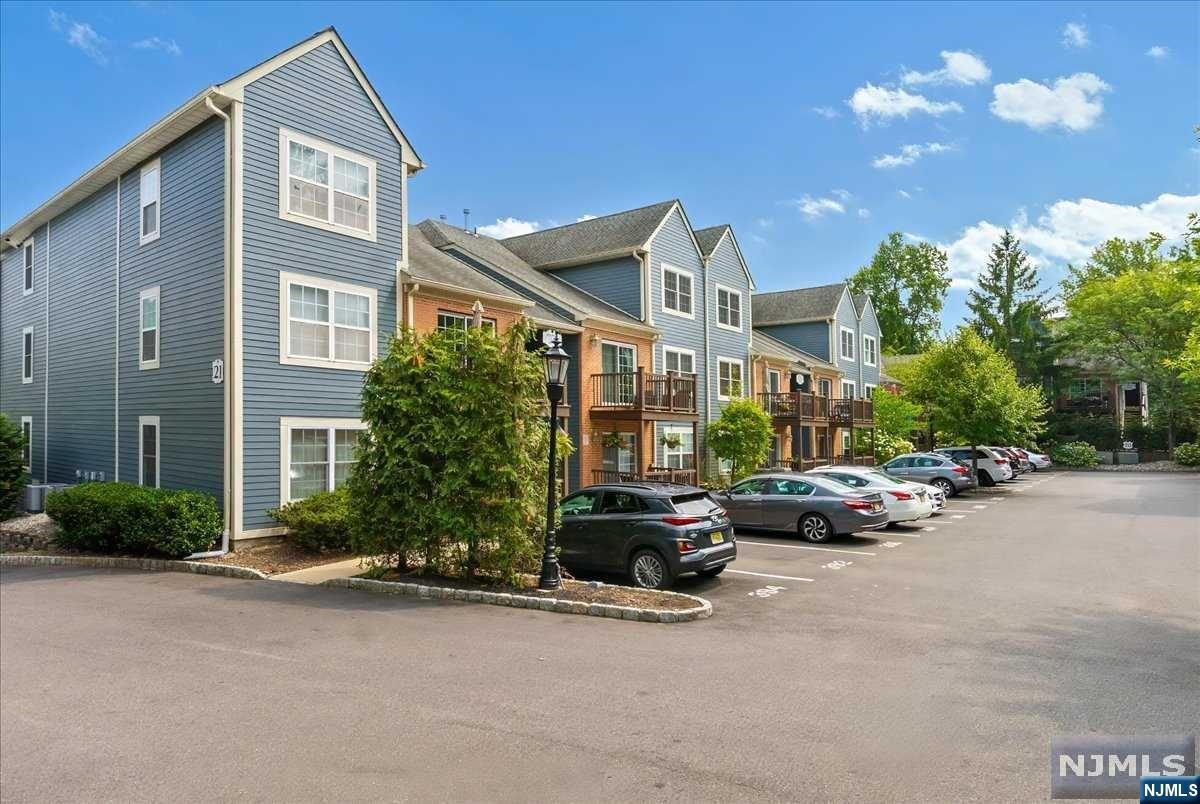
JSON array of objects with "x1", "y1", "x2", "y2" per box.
[{"x1": 23, "y1": 484, "x2": 52, "y2": 513}]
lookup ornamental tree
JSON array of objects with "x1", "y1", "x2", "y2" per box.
[
  {"x1": 707, "y1": 397, "x2": 774, "y2": 483},
  {"x1": 871, "y1": 387, "x2": 922, "y2": 462}
]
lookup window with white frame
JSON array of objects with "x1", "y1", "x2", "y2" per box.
[
  {"x1": 140, "y1": 159, "x2": 160, "y2": 244},
  {"x1": 818, "y1": 378, "x2": 832, "y2": 397},
  {"x1": 841, "y1": 380, "x2": 856, "y2": 399},
  {"x1": 139, "y1": 416, "x2": 160, "y2": 488},
  {"x1": 20, "y1": 416, "x2": 32, "y2": 471},
  {"x1": 23, "y1": 240, "x2": 33, "y2": 294},
  {"x1": 718, "y1": 358, "x2": 744, "y2": 400},
  {"x1": 279, "y1": 129, "x2": 376, "y2": 240},
  {"x1": 436, "y1": 310, "x2": 497, "y2": 340},
  {"x1": 280, "y1": 272, "x2": 377, "y2": 370},
  {"x1": 140, "y1": 287, "x2": 160, "y2": 370},
  {"x1": 767, "y1": 369, "x2": 782, "y2": 394},
  {"x1": 282, "y1": 419, "x2": 364, "y2": 503},
  {"x1": 716, "y1": 285, "x2": 742, "y2": 330},
  {"x1": 662, "y1": 346, "x2": 695, "y2": 376},
  {"x1": 661, "y1": 265, "x2": 693, "y2": 317},
  {"x1": 864, "y1": 384, "x2": 876, "y2": 399},
  {"x1": 662, "y1": 425, "x2": 695, "y2": 470},
  {"x1": 842, "y1": 430, "x2": 851, "y2": 453},
  {"x1": 22, "y1": 327, "x2": 33, "y2": 384},
  {"x1": 839, "y1": 327, "x2": 856, "y2": 361},
  {"x1": 862, "y1": 334, "x2": 877, "y2": 367}
]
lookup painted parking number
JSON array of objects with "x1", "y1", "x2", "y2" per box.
[
  {"x1": 823, "y1": 560, "x2": 853, "y2": 570},
  {"x1": 748, "y1": 585, "x2": 786, "y2": 598}
]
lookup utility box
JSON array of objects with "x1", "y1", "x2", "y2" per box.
[
  {"x1": 1116, "y1": 451, "x2": 1139, "y2": 465},
  {"x1": 23, "y1": 484, "x2": 51, "y2": 513}
]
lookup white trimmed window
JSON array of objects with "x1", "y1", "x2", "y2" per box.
[
  {"x1": 767, "y1": 369, "x2": 782, "y2": 394},
  {"x1": 716, "y1": 284, "x2": 742, "y2": 331},
  {"x1": 21, "y1": 327, "x2": 33, "y2": 384},
  {"x1": 279, "y1": 129, "x2": 376, "y2": 241},
  {"x1": 863, "y1": 334, "x2": 878, "y2": 367},
  {"x1": 662, "y1": 346, "x2": 695, "y2": 376},
  {"x1": 661, "y1": 265, "x2": 694, "y2": 317},
  {"x1": 139, "y1": 159, "x2": 160, "y2": 244},
  {"x1": 20, "y1": 416, "x2": 32, "y2": 472},
  {"x1": 718, "y1": 357, "x2": 744, "y2": 400},
  {"x1": 22, "y1": 240, "x2": 33, "y2": 294},
  {"x1": 139, "y1": 416, "x2": 160, "y2": 488},
  {"x1": 818, "y1": 378, "x2": 832, "y2": 397},
  {"x1": 865, "y1": 383, "x2": 877, "y2": 399},
  {"x1": 281, "y1": 418, "x2": 366, "y2": 503},
  {"x1": 280, "y1": 272, "x2": 377, "y2": 370},
  {"x1": 436, "y1": 310, "x2": 497, "y2": 340},
  {"x1": 662, "y1": 425, "x2": 695, "y2": 470},
  {"x1": 140, "y1": 287, "x2": 160, "y2": 370},
  {"x1": 841, "y1": 380, "x2": 856, "y2": 399},
  {"x1": 839, "y1": 327, "x2": 856, "y2": 361},
  {"x1": 842, "y1": 430, "x2": 852, "y2": 453}
]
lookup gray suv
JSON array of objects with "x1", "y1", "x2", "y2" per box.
[{"x1": 881, "y1": 452, "x2": 977, "y2": 497}]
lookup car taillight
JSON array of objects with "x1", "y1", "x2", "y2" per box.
[
  {"x1": 663, "y1": 515, "x2": 702, "y2": 526},
  {"x1": 952, "y1": 466, "x2": 969, "y2": 475},
  {"x1": 995, "y1": 458, "x2": 1008, "y2": 464},
  {"x1": 676, "y1": 539, "x2": 699, "y2": 554},
  {"x1": 842, "y1": 499, "x2": 875, "y2": 510},
  {"x1": 887, "y1": 490, "x2": 914, "y2": 501}
]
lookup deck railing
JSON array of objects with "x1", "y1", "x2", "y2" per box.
[
  {"x1": 591, "y1": 370, "x2": 697, "y2": 415},
  {"x1": 829, "y1": 397, "x2": 874, "y2": 424},
  {"x1": 591, "y1": 467, "x2": 698, "y2": 486},
  {"x1": 757, "y1": 391, "x2": 829, "y2": 420}
]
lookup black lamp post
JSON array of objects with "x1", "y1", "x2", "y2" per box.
[{"x1": 539, "y1": 334, "x2": 570, "y2": 591}]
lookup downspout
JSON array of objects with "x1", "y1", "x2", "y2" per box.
[{"x1": 187, "y1": 94, "x2": 233, "y2": 559}]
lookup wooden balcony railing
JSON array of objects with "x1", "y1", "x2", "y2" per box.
[
  {"x1": 829, "y1": 397, "x2": 874, "y2": 424},
  {"x1": 758, "y1": 391, "x2": 829, "y2": 420},
  {"x1": 591, "y1": 467, "x2": 699, "y2": 486},
  {"x1": 590, "y1": 370, "x2": 698, "y2": 417},
  {"x1": 761, "y1": 455, "x2": 874, "y2": 472}
]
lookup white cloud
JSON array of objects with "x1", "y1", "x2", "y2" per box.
[
  {"x1": 901, "y1": 50, "x2": 991, "y2": 86},
  {"x1": 812, "y1": 106, "x2": 840, "y2": 119},
  {"x1": 788, "y1": 195, "x2": 846, "y2": 220},
  {"x1": 1062, "y1": 22, "x2": 1090, "y2": 49},
  {"x1": 872, "y1": 141, "x2": 954, "y2": 169},
  {"x1": 831, "y1": 188, "x2": 853, "y2": 201},
  {"x1": 49, "y1": 9, "x2": 107, "y2": 65},
  {"x1": 857, "y1": 208, "x2": 872, "y2": 219},
  {"x1": 477, "y1": 217, "x2": 540, "y2": 238},
  {"x1": 847, "y1": 83, "x2": 963, "y2": 126},
  {"x1": 897, "y1": 190, "x2": 913, "y2": 200},
  {"x1": 1145, "y1": 45, "x2": 1169, "y2": 60},
  {"x1": 133, "y1": 36, "x2": 182, "y2": 56},
  {"x1": 990, "y1": 73, "x2": 1110, "y2": 132},
  {"x1": 574, "y1": 214, "x2": 597, "y2": 222},
  {"x1": 939, "y1": 192, "x2": 1199, "y2": 290}
]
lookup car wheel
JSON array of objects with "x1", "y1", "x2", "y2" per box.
[
  {"x1": 696, "y1": 565, "x2": 726, "y2": 579},
  {"x1": 932, "y1": 478, "x2": 955, "y2": 497},
  {"x1": 978, "y1": 470, "x2": 994, "y2": 487},
  {"x1": 629, "y1": 550, "x2": 672, "y2": 590},
  {"x1": 798, "y1": 513, "x2": 833, "y2": 543}
]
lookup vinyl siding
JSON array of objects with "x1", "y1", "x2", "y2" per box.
[
  {"x1": 833, "y1": 292, "x2": 859, "y2": 383},
  {"x1": 858, "y1": 301, "x2": 881, "y2": 390},
  {"x1": 754, "y1": 322, "x2": 831, "y2": 362},
  {"x1": 1, "y1": 225, "x2": 48, "y2": 481},
  {"x1": 240, "y1": 41, "x2": 403, "y2": 530},
  {"x1": 548, "y1": 257, "x2": 641, "y2": 319},
  {"x1": 706, "y1": 235, "x2": 753, "y2": 424}
]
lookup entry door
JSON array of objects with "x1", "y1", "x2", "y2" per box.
[
  {"x1": 601, "y1": 342, "x2": 635, "y2": 404},
  {"x1": 602, "y1": 433, "x2": 637, "y2": 478}
]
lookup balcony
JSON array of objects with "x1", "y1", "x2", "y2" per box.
[
  {"x1": 591, "y1": 467, "x2": 699, "y2": 486},
  {"x1": 761, "y1": 455, "x2": 875, "y2": 472},
  {"x1": 590, "y1": 370, "x2": 698, "y2": 422},
  {"x1": 829, "y1": 397, "x2": 874, "y2": 425},
  {"x1": 758, "y1": 393, "x2": 874, "y2": 425}
]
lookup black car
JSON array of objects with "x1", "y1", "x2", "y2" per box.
[{"x1": 557, "y1": 483, "x2": 736, "y2": 589}]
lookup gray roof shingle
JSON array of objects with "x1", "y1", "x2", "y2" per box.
[
  {"x1": 407, "y1": 225, "x2": 527, "y2": 301},
  {"x1": 752, "y1": 282, "x2": 847, "y2": 324},
  {"x1": 501, "y1": 200, "x2": 677, "y2": 268},
  {"x1": 693, "y1": 225, "x2": 729, "y2": 257},
  {"x1": 851, "y1": 292, "x2": 870, "y2": 317}
]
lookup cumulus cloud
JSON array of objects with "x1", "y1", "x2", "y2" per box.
[
  {"x1": 990, "y1": 73, "x2": 1110, "y2": 132},
  {"x1": 901, "y1": 50, "x2": 991, "y2": 86},
  {"x1": 1062, "y1": 22, "x2": 1090, "y2": 49},
  {"x1": 133, "y1": 36, "x2": 182, "y2": 56},
  {"x1": 897, "y1": 189, "x2": 913, "y2": 200},
  {"x1": 831, "y1": 188, "x2": 853, "y2": 201},
  {"x1": 812, "y1": 106, "x2": 841, "y2": 119},
  {"x1": 477, "y1": 217, "x2": 540, "y2": 238},
  {"x1": 857, "y1": 208, "x2": 872, "y2": 219},
  {"x1": 49, "y1": 9, "x2": 108, "y2": 65},
  {"x1": 1145, "y1": 45, "x2": 1169, "y2": 60},
  {"x1": 847, "y1": 83, "x2": 963, "y2": 126},
  {"x1": 872, "y1": 142, "x2": 954, "y2": 169},
  {"x1": 788, "y1": 195, "x2": 846, "y2": 220}
]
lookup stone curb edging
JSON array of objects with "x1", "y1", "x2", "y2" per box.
[
  {"x1": 0, "y1": 553, "x2": 268, "y2": 581},
  {"x1": 320, "y1": 576, "x2": 713, "y2": 623}
]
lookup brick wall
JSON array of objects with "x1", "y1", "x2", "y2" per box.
[
  {"x1": 575, "y1": 326, "x2": 657, "y2": 484},
  {"x1": 404, "y1": 288, "x2": 525, "y2": 334}
]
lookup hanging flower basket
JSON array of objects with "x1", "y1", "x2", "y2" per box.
[
  {"x1": 601, "y1": 432, "x2": 629, "y2": 450},
  {"x1": 660, "y1": 433, "x2": 683, "y2": 449}
]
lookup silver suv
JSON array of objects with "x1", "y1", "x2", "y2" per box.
[{"x1": 880, "y1": 452, "x2": 977, "y2": 497}]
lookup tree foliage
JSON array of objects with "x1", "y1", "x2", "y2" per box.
[
  {"x1": 0, "y1": 414, "x2": 26, "y2": 518},
  {"x1": 871, "y1": 387, "x2": 922, "y2": 461},
  {"x1": 848, "y1": 232, "x2": 951, "y2": 354},
  {"x1": 348, "y1": 320, "x2": 570, "y2": 583},
  {"x1": 966, "y1": 230, "x2": 1052, "y2": 381},
  {"x1": 707, "y1": 398, "x2": 774, "y2": 483}
]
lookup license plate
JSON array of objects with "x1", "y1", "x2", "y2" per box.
[{"x1": 710, "y1": 531, "x2": 724, "y2": 544}]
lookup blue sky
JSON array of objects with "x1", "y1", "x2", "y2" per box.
[{"x1": 2, "y1": 1, "x2": 1197, "y2": 328}]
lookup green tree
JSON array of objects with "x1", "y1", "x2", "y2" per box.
[
  {"x1": 848, "y1": 232, "x2": 951, "y2": 354},
  {"x1": 707, "y1": 398, "x2": 774, "y2": 482},
  {"x1": 966, "y1": 230, "x2": 1051, "y2": 381},
  {"x1": 902, "y1": 329, "x2": 1048, "y2": 478},
  {"x1": 1, "y1": 413, "x2": 27, "y2": 517},
  {"x1": 870, "y1": 387, "x2": 922, "y2": 462}
]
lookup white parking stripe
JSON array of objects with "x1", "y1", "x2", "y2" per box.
[
  {"x1": 972, "y1": 504, "x2": 988, "y2": 509},
  {"x1": 989, "y1": 497, "x2": 1004, "y2": 501},
  {"x1": 737, "y1": 540, "x2": 877, "y2": 556},
  {"x1": 940, "y1": 508, "x2": 976, "y2": 513},
  {"x1": 951, "y1": 514, "x2": 967, "y2": 519},
  {"x1": 726, "y1": 569, "x2": 815, "y2": 583},
  {"x1": 922, "y1": 526, "x2": 937, "y2": 532}
]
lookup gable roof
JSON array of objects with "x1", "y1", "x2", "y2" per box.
[
  {"x1": 851, "y1": 292, "x2": 869, "y2": 317},
  {"x1": 501, "y1": 200, "x2": 678, "y2": 269},
  {"x1": 693, "y1": 225, "x2": 729, "y2": 257},
  {"x1": 2, "y1": 27, "x2": 420, "y2": 251},
  {"x1": 752, "y1": 282, "x2": 848, "y2": 325},
  {"x1": 751, "y1": 330, "x2": 839, "y2": 373},
  {"x1": 406, "y1": 225, "x2": 529, "y2": 304}
]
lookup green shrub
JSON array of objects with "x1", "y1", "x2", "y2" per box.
[
  {"x1": 1174, "y1": 442, "x2": 1200, "y2": 466},
  {"x1": 45, "y1": 483, "x2": 220, "y2": 557},
  {"x1": 0, "y1": 413, "x2": 27, "y2": 517},
  {"x1": 1051, "y1": 441, "x2": 1099, "y2": 468},
  {"x1": 268, "y1": 487, "x2": 352, "y2": 553}
]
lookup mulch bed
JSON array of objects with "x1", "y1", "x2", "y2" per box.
[
  {"x1": 374, "y1": 569, "x2": 699, "y2": 611},
  {"x1": 1072, "y1": 461, "x2": 1200, "y2": 473},
  {"x1": 202, "y1": 542, "x2": 358, "y2": 575}
]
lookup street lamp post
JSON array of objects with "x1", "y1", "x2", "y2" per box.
[{"x1": 539, "y1": 334, "x2": 570, "y2": 591}]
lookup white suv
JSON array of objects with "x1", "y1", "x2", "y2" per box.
[{"x1": 934, "y1": 446, "x2": 1013, "y2": 486}]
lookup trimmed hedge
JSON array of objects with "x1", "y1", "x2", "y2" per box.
[
  {"x1": 1174, "y1": 442, "x2": 1200, "y2": 466},
  {"x1": 1051, "y1": 441, "x2": 1099, "y2": 468},
  {"x1": 0, "y1": 413, "x2": 25, "y2": 517},
  {"x1": 45, "y1": 483, "x2": 221, "y2": 557},
  {"x1": 268, "y1": 487, "x2": 351, "y2": 553}
]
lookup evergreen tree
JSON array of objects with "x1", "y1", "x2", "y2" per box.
[{"x1": 966, "y1": 230, "x2": 1050, "y2": 381}]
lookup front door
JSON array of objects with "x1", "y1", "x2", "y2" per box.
[{"x1": 601, "y1": 342, "x2": 635, "y2": 404}]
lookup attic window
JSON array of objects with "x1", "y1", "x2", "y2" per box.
[{"x1": 279, "y1": 129, "x2": 376, "y2": 242}]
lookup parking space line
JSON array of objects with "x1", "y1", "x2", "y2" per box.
[
  {"x1": 921, "y1": 526, "x2": 937, "y2": 532},
  {"x1": 972, "y1": 504, "x2": 988, "y2": 509},
  {"x1": 951, "y1": 514, "x2": 967, "y2": 519},
  {"x1": 737, "y1": 540, "x2": 877, "y2": 556},
  {"x1": 940, "y1": 508, "x2": 975, "y2": 513},
  {"x1": 726, "y1": 569, "x2": 815, "y2": 583}
]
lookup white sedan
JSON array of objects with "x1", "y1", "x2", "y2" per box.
[
  {"x1": 806, "y1": 466, "x2": 936, "y2": 523},
  {"x1": 1025, "y1": 451, "x2": 1052, "y2": 470}
]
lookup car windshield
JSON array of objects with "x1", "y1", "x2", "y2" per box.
[
  {"x1": 671, "y1": 493, "x2": 720, "y2": 515},
  {"x1": 815, "y1": 473, "x2": 859, "y2": 489},
  {"x1": 866, "y1": 471, "x2": 906, "y2": 486}
]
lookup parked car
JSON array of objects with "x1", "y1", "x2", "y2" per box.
[
  {"x1": 711, "y1": 473, "x2": 888, "y2": 543},
  {"x1": 556, "y1": 483, "x2": 736, "y2": 589},
  {"x1": 880, "y1": 452, "x2": 977, "y2": 497},
  {"x1": 1023, "y1": 449, "x2": 1052, "y2": 471},
  {"x1": 1006, "y1": 447, "x2": 1039, "y2": 473},
  {"x1": 805, "y1": 466, "x2": 936, "y2": 524},
  {"x1": 995, "y1": 447, "x2": 1030, "y2": 474},
  {"x1": 934, "y1": 447, "x2": 1013, "y2": 486}
]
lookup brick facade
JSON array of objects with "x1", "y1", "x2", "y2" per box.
[{"x1": 403, "y1": 287, "x2": 526, "y2": 335}]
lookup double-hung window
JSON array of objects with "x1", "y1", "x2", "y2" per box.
[
  {"x1": 20, "y1": 416, "x2": 32, "y2": 472},
  {"x1": 140, "y1": 287, "x2": 160, "y2": 370},
  {"x1": 862, "y1": 334, "x2": 877, "y2": 367},
  {"x1": 436, "y1": 311, "x2": 497, "y2": 344},
  {"x1": 21, "y1": 327, "x2": 33, "y2": 384},
  {"x1": 139, "y1": 416, "x2": 160, "y2": 487},
  {"x1": 281, "y1": 418, "x2": 365, "y2": 503},
  {"x1": 279, "y1": 129, "x2": 376, "y2": 241},
  {"x1": 22, "y1": 240, "x2": 33, "y2": 294},
  {"x1": 140, "y1": 159, "x2": 160, "y2": 244},
  {"x1": 662, "y1": 346, "x2": 695, "y2": 376},
  {"x1": 841, "y1": 380, "x2": 856, "y2": 399},
  {"x1": 662, "y1": 425, "x2": 695, "y2": 470},
  {"x1": 718, "y1": 358, "x2": 744, "y2": 400},
  {"x1": 767, "y1": 369, "x2": 782, "y2": 394},
  {"x1": 839, "y1": 327, "x2": 856, "y2": 361},
  {"x1": 716, "y1": 285, "x2": 742, "y2": 331},
  {"x1": 661, "y1": 265, "x2": 693, "y2": 317},
  {"x1": 280, "y1": 272, "x2": 377, "y2": 370}
]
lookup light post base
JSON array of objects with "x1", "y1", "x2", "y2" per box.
[{"x1": 538, "y1": 546, "x2": 561, "y2": 591}]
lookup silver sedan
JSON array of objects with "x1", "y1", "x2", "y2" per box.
[{"x1": 710, "y1": 473, "x2": 889, "y2": 543}]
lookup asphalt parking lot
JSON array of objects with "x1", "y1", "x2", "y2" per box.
[{"x1": 3, "y1": 470, "x2": 1198, "y2": 802}]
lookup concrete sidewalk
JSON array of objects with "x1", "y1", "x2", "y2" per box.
[{"x1": 270, "y1": 557, "x2": 366, "y2": 585}]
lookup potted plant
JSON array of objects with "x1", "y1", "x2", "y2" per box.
[
  {"x1": 601, "y1": 432, "x2": 628, "y2": 450},
  {"x1": 660, "y1": 433, "x2": 683, "y2": 450}
]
